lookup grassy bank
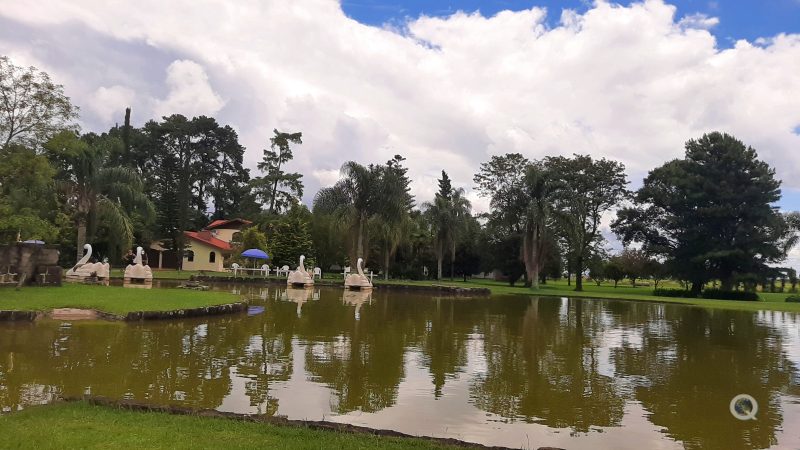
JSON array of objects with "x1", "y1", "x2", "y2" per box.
[
  {"x1": 372, "y1": 278, "x2": 800, "y2": 312},
  {"x1": 0, "y1": 402, "x2": 462, "y2": 450},
  {"x1": 0, "y1": 284, "x2": 240, "y2": 315}
]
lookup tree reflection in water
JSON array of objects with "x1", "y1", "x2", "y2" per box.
[{"x1": 1, "y1": 286, "x2": 798, "y2": 449}]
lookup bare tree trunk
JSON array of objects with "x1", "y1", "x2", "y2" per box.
[
  {"x1": 435, "y1": 239, "x2": 443, "y2": 280},
  {"x1": 384, "y1": 244, "x2": 390, "y2": 281},
  {"x1": 450, "y1": 240, "x2": 455, "y2": 281},
  {"x1": 76, "y1": 217, "x2": 87, "y2": 262},
  {"x1": 575, "y1": 256, "x2": 584, "y2": 291}
]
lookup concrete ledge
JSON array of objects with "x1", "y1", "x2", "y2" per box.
[
  {"x1": 123, "y1": 302, "x2": 247, "y2": 321},
  {"x1": 191, "y1": 276, "x2": 492, "y2": 296},
  {"x1": 0, "y1": 310, "x2": 38, "y2": 321},
  {"x1": 0, "y1": 302, "x2": 247, "y2": 322}
]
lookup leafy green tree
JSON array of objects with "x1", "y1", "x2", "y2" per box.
[
  {"x1": 453, "y1": 216, "x2": 482, "y2": 281},
  {"x1": 481, "y1": 219, "x2": 525, "y2": 286},
  {"x1": 618, "y1": 248, "x2": 648, "y2": 287},
  {"x1": 0, "y1": 56, "x2": 78, "y2": 149},
  {"x1": 45, "y1": 131, "x2": 154, "y2": 261},
  {"x1": 587, "y1": 254, "x2": 607, "y2": 286},
  {"x1": 473, "y1": 154, "x2": 530, "y2": 283},
  {"x1": 613, "y1": 132, "x2": 788, "y2": 294},
  {"x1": 266, "y1": 205, "x2": 314, "y2": 268},
  {"x1": 643, "y1": 258, "x2": 668, "y2": 289},
  {"x1": 605, "y1": 258, "x2": 625, "y2": 288},
  {"x1": 311, "y1": 211, "x2": 346, "y2": 271},
  {"x1": 142, "y1": 115, "x2": 250, "y2": 258},
  {"x1": 547, "y1": 154, "x2": 628, "y2": 291},
  {"x1": 251, "y1": 129, "x2": 303, "y2": 214},
  {"x1": 0, "y1": 144, "x2": 59, "y2": 243}
]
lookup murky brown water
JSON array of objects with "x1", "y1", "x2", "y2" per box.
[{"x1": 2, "y1": 283, "x2": 800, "y2": 449}]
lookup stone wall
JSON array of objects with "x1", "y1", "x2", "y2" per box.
[{"x1": 0, "y1": 243, "x2": 61, "y2": 285}]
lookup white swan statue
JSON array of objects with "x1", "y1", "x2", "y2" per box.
[
  {"x1": 344, "y1": 257, "x2": 372, "y2": 290},
  {"x1": 65, "y1": 244, "x2": 110, "y2": 281},
  {"x1": 123, "y1": 246, "x2": 153, "y2": 281},
  {"x1": 287, "y1": 255, "x2": 314, "y2": 287}
]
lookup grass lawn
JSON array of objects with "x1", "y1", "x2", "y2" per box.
[
  {"x1": 0, "y1": 284, "x2": 241, "y2": 315},
  {"x1": 0, "y1": 402, "x2": 461, "y2": 450},
  {"x1": 373, "y1": 277, "x2": 800, "y2": 312}
]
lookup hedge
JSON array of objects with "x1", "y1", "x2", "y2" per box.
[
  {"x1": 700, "y1": 288, "x2": 759, "y2": 301},
  {"x1": 652, "y1": 288, "x2": 694, "y2": 298}
]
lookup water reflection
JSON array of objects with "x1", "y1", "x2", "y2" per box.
[{"x1": 1, "y1": 284, "x2": 799, "y2": 449}]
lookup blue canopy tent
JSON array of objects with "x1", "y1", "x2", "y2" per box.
[
  {"x1": 241, "y1": 249, "x2": 268, "y2": 259},
  {"x1": 241, "y1": 248, "x2": 269, "y2": 269}
]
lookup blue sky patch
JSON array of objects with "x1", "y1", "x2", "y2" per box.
[{"x1": 342, "y1": 0, "x2": 800, "y2": 46}]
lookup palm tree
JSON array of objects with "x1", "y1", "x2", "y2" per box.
[
  {"x1": 46, "y1": 131, "x2": 154, "y2": 260},
  {"x1": 522, "y1": 163, "x2": 556, "y2": 289},
  {"x1": 447, "y1": 188, "x2": 471, "y2": 280},
  {"x1": 423, "y1": 171, "x2": 471, "y2": 280},
  {"x1": 313, "y1": 161, "x2": 382, "y2": 264}
]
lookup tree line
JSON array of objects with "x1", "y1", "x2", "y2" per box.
[{"x1": 1, "y1": 55, "x2": 798, "y2": 292}]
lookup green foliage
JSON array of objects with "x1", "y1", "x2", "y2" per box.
[
  {"x1": 614, "y1": 132, "x2": 789, "y2": 293},
  {"x1": 423, "y1": 170, "x2": 471, "y2": 280},
  {"x1": 45, "y1": 130, "x2": 154, "y2": 261},
  {"x1": 267, "y1": 205, "x2": 314, "y2": 268},
  {"x1": 604, "y1": 259, "x2": 625, "y2": 288},
  {"x1": 0, "y1": 55, "x2": 79, "y2": 149},
  {"x1": 139, "y1": 114, "x2": 250, "y2": 252},
  {"x1": 250, "y1": 129, "x2": 303, "y2": 214},
  {"x1": 701, "y1": 288, "x2": 759, "y2": 301},
  {"x1": 617, "y1": 248, "x2": 649, "y2": 286},
  {"x1": 653, "y1": 288, "x2": 694, "y2": 298},
  {"x1": 314, "y1": 158, "x2": 414, "y2": 266},
  {"x1": 0, "y1": 144, "x2": 59, "y2": 243},
  {"x1": 240, "y1": 227, "x2": 268, "y2": 252},
  {"x1": 547, "y1": 154, "x2": 628, "y2": 291},
  {"x1": 786, "y1": 296, "x2": 800, "y2": 303}
]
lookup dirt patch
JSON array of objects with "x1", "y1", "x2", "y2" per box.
[{"x1": 49, "y1": 308, "x2": 100, "y2": 320}]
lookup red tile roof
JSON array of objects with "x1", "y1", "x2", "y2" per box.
[
  {"x1": 204, "y1": 218, "x2": 252, "y2": 230},
  {"x1": 184, "y1": 231, "x2": 233, "y2": 251}
]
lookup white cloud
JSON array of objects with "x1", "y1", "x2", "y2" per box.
[
  {"x1": 154, "y1": 60, "x2": 225, "y2": 119},
  {"x1": 88, "y1": 85, "x2": 135, "y2": 122},
  {"x1": 1, "y1": 0, "x2": 799, "y2": 214},
  {"x1": 678, "y1": 13, "x2": 719, "y2": 30}
]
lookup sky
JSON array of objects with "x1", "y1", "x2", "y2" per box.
[{"x1": 1, "y1": 1, "x2": 799, "y2": 231}]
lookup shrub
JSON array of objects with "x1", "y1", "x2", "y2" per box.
[
  {"x1": 701, "y1": 288, "x2": 759, "y2": 301},
  {"x1": 786, "y1": 296, "x2": 800, "y2": 303},
  {"x1": 653, "y1": 288, "x2": 694, "y2": 298}
]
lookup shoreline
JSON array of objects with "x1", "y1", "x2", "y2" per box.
[{"x1": 0, "y1": 301, "x2": 248, "y2": 322}]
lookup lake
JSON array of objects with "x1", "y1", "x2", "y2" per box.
[{"x1": 2, "y1": 283, "x2": 799, "y2": 449}]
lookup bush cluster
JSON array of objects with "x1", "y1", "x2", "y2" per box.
[
  {"x1": 786, "y1": 296, "x2": 800, "y2": 303},
  {"x1": 652, "y1": 288, "x2": 693, "y2": 298},
  {"x1": 700, "y1": 288, "x2": 759, "y2": 301}
]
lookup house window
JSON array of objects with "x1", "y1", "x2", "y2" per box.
[
  {"x1": 185, "y1": 251, "x2": 194, "y2": 262},
  {"x1": 209, "y1": 251, "x2": 216, "y2": 263}
]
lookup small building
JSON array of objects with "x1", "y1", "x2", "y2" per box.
[{"x1": 181, "y1": 218, "x2": 252, "y2": 272}]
